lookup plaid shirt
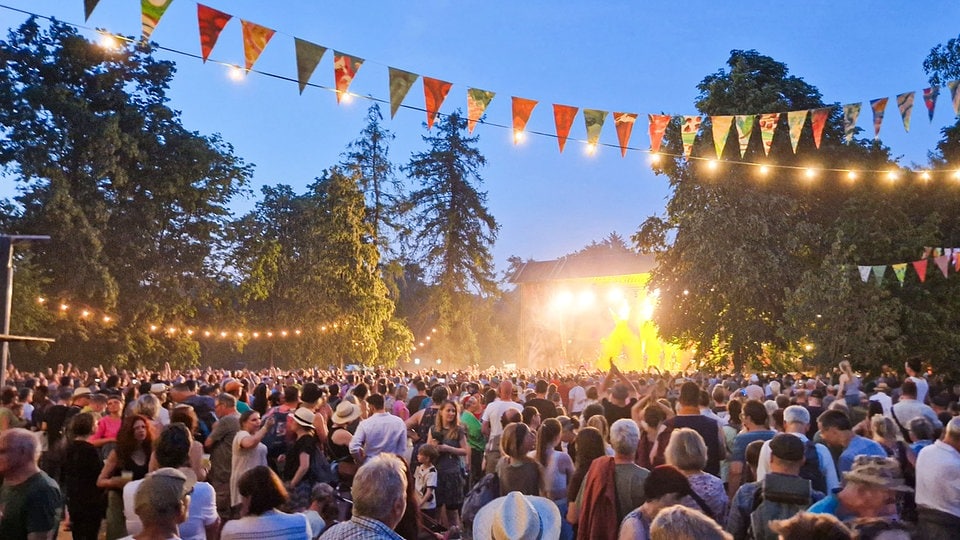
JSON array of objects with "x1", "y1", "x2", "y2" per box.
[{"x1": 320, "y1": 515, "x2": 404, "y2": 540}]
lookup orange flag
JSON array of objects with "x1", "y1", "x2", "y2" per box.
[
  {"x1": 423, "y1": 77, "x2": 452, "y2": 129},
  {"x1": 334, "y1": 52, "x2": 364, "y2": 104},
  {"x1": 197, "y1": 4, "x2": 231, "y2": 63},
  {"x1": 512, "y1": 97, "x2": 538, "y2": 141},
  {"x1": 613, "y1": 112, "x2": 638, "y2": 157},
  {"x1": 241, "y1": 20, "x2": 275, "y2": 72},
  {"x1": 553, "y1": 104, "x2": 578, "y2": 152},
  {"x1": 648, "y1": 114, "x2": 671, "y2": 153}
]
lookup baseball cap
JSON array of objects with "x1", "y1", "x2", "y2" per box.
[
  {"x1": 769, "y1": 433, "x2": 805, "y2": 462},
  {"x1": 134, "y1": 468, "x2": 193, "y2": 521}
]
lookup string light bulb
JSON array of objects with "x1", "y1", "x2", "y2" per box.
[
  {"x1": 706, "y1": 159, "x2": 719, "y2": 171},
  {"x1": 513, "y1": 130, "x2": 526, "y2": 144},
  {"x1": 804, "y1": 168, "x2": 817, "y2": 179},
  {"x1": 98, "y1": 32, "x2": 121, "y2": 50},
  {"x1": 847, "y1": 170, "x2": 858, "y2": 181},
  {"x1": 60, "y1": 304, "x2": 69, "y2": 311},
  {"x1": 649, "y1": 153, "x2": 661, "y2": 164},
  {"x1": 758, "y1": 165, "x2": 769, "y2": 176},
  {"x1": 228, "y1": 65, "x2": 244, "y2": 81},
  {"x1": 585, "y1": 143, "x2": 597, "y2": 155},
  {"x1": 102, "y1": 315, "x2": 111, "y2": 323},
  {"x1": 886, "y1": 170, "x2": 899, "y2": 182},
  {"x1": 37, "y1": 297, "x2": 45, "y2": 304},
  {"x1": 920, "y1": 171, "x2": 932, "y2": 181}
]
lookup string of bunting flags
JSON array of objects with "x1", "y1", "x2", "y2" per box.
[
  {"x1": 857, "y1": 248, "x2": 960, "y2": 287},
  {"x1": 35, "y1": 1, "x2": 959, "y2": 181}
]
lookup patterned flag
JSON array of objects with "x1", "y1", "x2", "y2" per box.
[
  {"x1": 870, "y1": 98, "x2": 888, "y2": 140},
  {"x1": 843, "y1": 103, "x2": 861, "y2": 143},
  {"x1": 334, "y1": 52, "x2": 364, "y2": 104},
  {"x1": 871, "y1": 265, "x2": 886, "y2": 286},
  {"x1": 583, "y1": 109, "x2": 608, "y2": 148},
  {"x1": 896, "y1": 91, "x2": 914, "y2": 132},
  {"x1": 294, "y1": 39, "x2": 326, "y2": 94},
  {"x1": 423, "y1": 77, "x2": 452, "y2": 129},
  {"x1": 948, "y1": 81, "x2": 960, "y2": 115},
  {"x1": 553, "y1": 104, "x2": 578, "y2": 152},
  {"x1": 613, "y1": 112, "x2": 638, "y2": 157},
  {"x1": 735, "y1": 115, "x2": 755, "y2": 157},
  {"x1": 954, "y1": 249, "x2": 960, "y2": 271},
  {"x1": 923, "y1": 87, "x2": 939, "y2": 121},
  {"x1": 786, "y1": 110, "x2": 807, "y2": 153},
  {"x1": 142, "y1": 0, "x2": 174, "y2": 42},
  {"x1": 648, "y1": 114, "x2": 671, "y2": 154},
  {"x1": 935, "y1": 255, "x2": 950, "y2": 278},
  {"x1": 84, "y1": 0, "x2": 101, "y2": 21},
  {"x1": 711, "y1": 116, "x2": 734, "y2": 158},
  {"x1": 892, "y1": 263, "x2": 907, "y2": 286},
  {"x1": 858, "y1": 266, "x2": 871, "y2": 283},
  {"x1": 466, "y1": 89, "x2": 495, "y2": 133},
  {"x1": 197, "y1": 4, "x2": 231, "y2": 63},
  {"x1": 680, "y1": 116, "x2": 702, "y2": 157},
  {"x1": 912, "y1": 259, "x2": 928, "y2": 283},
  {"x1": 512, "y1": 97, "x2": 538, "y2": 141},
  {"x1": 811, "y1": 108, "x2": 830, "y2": 149},
  {"x1": 388, "y1": 68, "x2": 418, "y2": 118},
  {"x1": 241, "y1": 21, "x2": 275, "y2": 72},
  {"x1": 758, "y1": 113, "x2": 780, "y2": 155}
]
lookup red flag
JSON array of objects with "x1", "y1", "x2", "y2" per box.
[
  {"x1": 811, "y1": 107, "x2": 830, "y2": 149},
  {"x1": 197, "y1": 4, "x2": 232, "y2": 63},
  {"x1": 241, "y1": 20, "x2": 275, "y2": 72},
  {"x1": 613, "y1": 112, "x2": 638, "y2": 157},
  {"x1": 423, "y1": 77, "x2": 452, "y2": 129},
  {"x1": 912, "y1": 259, "x2": 928, "y2": 283},
  {"x1": 553, "y1": 104, "x2": 578, "y2": 152},
  {"x1": 648, "y1": 114, "x2": 671, "y2": 154},
  {"x1": 512, "y1": 97, "x2": 538, "y2": 140},
  {"x1": 334, "y1": 52, "x2": 364, "y2": 104}
]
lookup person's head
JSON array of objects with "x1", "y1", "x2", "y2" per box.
[
  {"x1": 238, "y1": 465, "x2": 288, "y2": 516},
  {"x1": 0, "y1": 428, "x2": 40, "y2": 475},
  {"x1": 170, "y1": 405, "x2": 199, "y2": 436},
  {"x1": 68, "y1": 411, "x2": 98, "y2": 439},
  {"x1": 367, "y1": 393, "x2": 385, "y2": 411},
  {"x1": 905, "y1": 356, "x2": 922, "y2": 376},
  {"x1": 586, "y1": 414, "x2": 609, "y2": 442},
  {"x1": 155, "y1": 423, "x2": 193, "y2": 468},
  {"x1": 581, "y1": 402, "x2": 604, "y2": 423},
  {"x1": 907, "y1": 416, "x2": 933, "y2": 443},
  {"x1": 610, "y1": 418, "x2": 640, "y2": 458},
  {"x1": 649, "y1": 504, "x2": 731, "y2": 540},
  {"x1": 678, "y1": 381, "x2": 700, "y2": 407},
  {"x1": 300, "y1": 382, "x2": 322, "y2": 404},
  {"x1": 817, "y1": 409, "x2": 853, "y2": 448},
  {"x1": 712, "y1": 385, "x2": 727, "y2": 406},
  {"x1": 535, "y1": 379, "x2": 548, "y2": 395},
  {"x1": 840, "y1": 455, "x2": 913, "y2": 517},
  {"x1": 435, "y1": 399, "x2": 460, "y2": 435},
  {"x1": 417, "y1": 442, "x2": 439, "y2": 465},
  {"x1": 745, "y1": 439, "x2": 765, "y2": 475},
  {"x1": 117, "y1": 414, "x2": 153, "y2": 461},
  {"x1": 431, "y1": 384, "x2": 449, "y2": 404},
  {"x1": 870, "y1": 415, "x2": 897, "y2": 443},
  {"x1": 521, "y1": 406, "x2": 541, "y2": 430},
  {"x1": 135, "y1": 393, "x2": 161, "y2": 420},
  {"x1": 215, "y1": 392, "x2": 237, "y2": 418},
  {"x1": 900, "y1": 379, "x2": 917, "y2": 399},
  {"x1": 473, "y1": 491, "x2": 561, "y2": 540},
  {"x1": 768, "y1": 433, "x2": 806, "y2": 475},
  {"x1": 639, "y1": 402, "x2": 668, "y2": 433},
  {"x1": 535, "y1": 418, "x2": 562, "y2": 467},
  {"x1": 282, "y1": 385, "x2": 300, "y2": 406},
  {"x1": 851, "y1": 517, "x2": 912, "y2": 540},
  {"x1": 352, "y1": 454, "x2": 408, "y2": 528},
  {"x1": 611, "y1": 383, "x2": 630, "y2": 402},
  {"x1": 727, "y1": 399, "x2": 743, "y2": 426},
  {"x1": 944, "y1": 416, "x2": 960, "y2": 450},
  {"x1": 573, "y1": 426, "x2": 606, "y2": 471},
  {"x1": 239, "y1": 409, "x2": 262, "y2": 433},
  {"x1": 586, "y1": 385, "x2": 598, "y2": 400},
  {"x1": 782, "y1": 405, "x2": 810, "y2": 434},
  {"x1": 291, "y1": 407, "x2": 316, "y2": 434},
  {"x1": 866, "y1": 400, "x2": 884, "y2": 419},
  {"x1": 839, "y1": 360, "x2": 853, "y2": 376},
  {"x1": 741, "y1": 399, "x2": 768, "y2": 428},
  {"x1": 769, "y1": 512, "x2": 854, "y2": 540},
  {"x1": 501, "y1": 422, "x2": 536, "y2": 459},
  {"x1": 642, "y1": 465, "x2": 694, "y2": 511},
  {"x1": 665, "y1": 428, "x2": 708, "y2": 472},
  {"x1": 134, "y1": 468, "x2": 192, "y2": 528}
]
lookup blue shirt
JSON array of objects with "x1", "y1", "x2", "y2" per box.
[
  {"x1": 731, "y1": 430, "x2": 776, "y2": 462},
  {"x1": 807, "y1": 490, "x2": 858, "y2": 522},
  {"x1": 838, "y1": 435, "x2": 887, "y2": 475}
]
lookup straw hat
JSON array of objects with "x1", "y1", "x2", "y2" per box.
[
  {"x1": 292, "y1": 407, "x2": 316, "y2": 428},
  {"x1": 844, "y1": 455, "x2": 914, "y2": 492},
  {"x1": 330, "y1": 400, "x2": 361, "y2": 425},
  {"x1": 473, "y1": 491, "x2": 561, "y2": 540}
]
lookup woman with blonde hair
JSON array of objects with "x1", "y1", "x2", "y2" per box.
[
  {"x1": 664, "y1": 428, "x2": 728, "y2": 526},
  {"x1": 837, "y1": 360, "x2": 861, "y2": 408},
  {"x1": 649, "y1": 505, "x2": 731, "y2": 540},
  {"x1": 586, "y1": 414, "x2": 615, "y2": 456}
]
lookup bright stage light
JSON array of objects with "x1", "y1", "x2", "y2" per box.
[
  {"x1": 553, "y1": 290, "x2": 574, "y2": 310},
  {"x1": 577, "y1": 290, "x2": 595, "y2": 308},
  {"x1": 616, "y1": 301, "x2": 630, "y2": 321},
  {"x1": 640, "y1": 299, "x2": 655, "y2": 321},
  {"x1": 606, "y1": 288, "x2": 624, "y2": 303}
]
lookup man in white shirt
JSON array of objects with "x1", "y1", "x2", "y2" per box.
[
  {"x1": 892, "y1": 379, "x2": 942, "y2": 431},
  {"x1": 905, "y1": 356, "x2": 930, "y2": 404},
  {"x1": 349, "y1": 393, "x2": 408, "y2": 464},
  {"x1": 756, "y1": 406, "x2": 839, "y2": 493},
  {"x1": 567, "y1": 378, "x2": 587, "y2": 416},
  {"x1": 480, "y1": 380, "x2": 523, "y2": 439},
  {"x1": 868, "y1": 382, "x2": 893, "y2": 417},
  {"x1": 916, "y1": 416, "x2": 960, "y2": 538}
]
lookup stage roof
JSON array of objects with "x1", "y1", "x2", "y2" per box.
[{"x1": 508, "y1": 251, "x2": 657, "y2": 284}]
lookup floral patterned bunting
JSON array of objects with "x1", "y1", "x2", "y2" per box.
[
  {"x1": 84, "y1": 0, "x2": 101, "y2": 21},
  {"x1": 923, "y1": 87, "x2": 939, "y2": 121},
  {"x1": 423, "y1": 77, "x2": 452, "y2": 129},
  {"x1": 511, "y1": 97, "x2": 538, "y2": 141},
  {"x1": 870, "y1": 98, "x2": 888, "y2": 140},
  {"x1": 758, "y1": 113, "x2": 780, "y2": 155},
  {"x1": 334, "y1": 52, "x2": 364, "y2": 104},
  {"x1": 613, "y1": 112, "x2": 638, "y2": 157},
  {"x1": 141, "y1": 0, "x2": 174, "y2": 42},
  {"x1": 680, "y1": 116, "x2": 702, "y2": 157},
  {"x1": 843, "y1": 103, "x2": 861, "y2": 143},
  {"x1": 648, "y1": 114, "x2": 671, "y2": 154},
  {"x1": 583, "y1": 109, "x2": 608, "y2": 148},
  {"x1": 241, "y1": 20, "x2": 275, "y2": 72},
  {"x1": 388, "y1": 68, "x2": 418, "y2": 118},
  {"x1": 197, "y1": 4, "x2": 231, "y2": 63},
  {"x1": 735, "y1": 115, "x2": 755, "y2": 157},
  {"x1": 896, "y1": 92, "x2": 914, "y2": 132},
  {"x1": 711, "y1": 116, "x2": 733, "y2": 158},
  {"x1": 466, "y1": 89, "x2": 495, "y2": 133},
  {"x1": 811, "y1": 108, "x2": 830, "y2": 149},
  {"x1": 294, "y1": 39, "x2": 326, "y2": 94},
  {"x1": 912, "y1": 259, "x2": 928, "y2": 283},
  {"x1": 892, "y1": 263, "x2": 907, "y2": 286},
  {"x1": 786, "y1": 110, "x2": 807, "y2": 153},
  {"x1": 553, "y1": 105, "x2": 578, "y2": 152}
]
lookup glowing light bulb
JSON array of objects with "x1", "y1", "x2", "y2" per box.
[
  {"x1": 294, "y1": 329, "x2": 302, "y2": 335},
  {"x1": 432, "y1": 328, "x2": 437, "y2": 333},
  {"x1": 186, "y1": 329, "x2": 194, "y2": 336},
  {"x1": 236, "y1": 332, "x2": 244, "y2": 338},
  {"x1": 886, "y1": 170, "x2": 899, "y2": 181},
  {"x1": 103, "y1": 316, "x2": 112, "y2": 323},
  {"x1": 585, "y1": 143, "x2": 597, "y2": 155},
  {"x1": 60, "y1": 304, "x2": 69, "y2": 311},
  {"x1": 339, "y1": 92, "x2": 353, "y2": 104},
  {"x1": 953, "y1": 170, "x2": 960, "y2": 180},
  {"x1": 98, "y1": 33, "x2": 121, "y2": 50},
  {"x1": 920, "y1": 171, "x2": 932, "y2": 181},
  {"x1": 203, "y1": 331, "x2": 211, "y2": 337},
  {"x1": 321, "y1": 326, "x2": 327, "y2": 331},
  {"x1": 281, "y1": 330, "x2": 288, "y2": 337},
  {"x1": 228, "y1": 65, "x2": 244, "y2": 81},
  {"x1": 267, "y1": 332, "x2": 274, "y2": 337},
  {"x1": 219, "y1": 331, "x2": 228, "y2": 338},
  {"x1": 167, "y1": 327, "x2": 176, "y2": 334},
  {"x1": 847, "y1": 171, "x2": 858, "y2": 181},
  {"x1": 37, "y1": 297, "x2": 45, "y2": 304},
  {"x1": 252, "y1": 332, "x2": 259, "y2": 338},
  {"x1": 706, "y1": 159, "x2": 719, "y2": 171},
  {"x1": 149, "y1": 325, "x2": 157, "y2": 332},
  {"x1": 649, "y1": 153, "x2": 661, "y2": 164},
  {"x1": 513, "y1": 130, "x2": 526, "y2": 144},
  {"x1": 81, "y1": 310, "x2": 90, "y2": 318},
  {"x1": 758, "y1": 165, "x2": 769, "y2": 176},
  {"x1": 804, "y1": 168, "x2": 817, "y2": 179}
]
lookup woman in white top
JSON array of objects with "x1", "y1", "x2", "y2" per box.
[
  {"x1": 222, "y1": 465, "x2": 311, "y2": 540},
  {"x1": 230, "y1": 410, "x2": 275, "y2": 511},
  {"x1": 531, "y1": 418, "x2": 575, "y2": 540}
]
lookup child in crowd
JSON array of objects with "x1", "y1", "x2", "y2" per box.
[{"x1": 415, "y1": 443, "x2": 440, "y2": 521}]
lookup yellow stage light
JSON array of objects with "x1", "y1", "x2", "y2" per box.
[
  {"x1": 577, "y1": 290, "x2": 595, "y2": 308},
  {"x1": 607, "y1": 288, "x2": 624, "y2": 303}
]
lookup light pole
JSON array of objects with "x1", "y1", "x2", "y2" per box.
[{"x1": 0, "y1": 235, "x2": 53, "y2": 388}]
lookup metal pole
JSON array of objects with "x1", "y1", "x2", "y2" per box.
[{"x1": 1, "y1": 236, "x2": 13, "y2": 389}]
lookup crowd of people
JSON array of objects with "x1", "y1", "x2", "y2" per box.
[{"x1": 0, "y1": 355, "x2": 958, "y2": 540}]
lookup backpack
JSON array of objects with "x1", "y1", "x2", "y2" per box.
[
  {"x1": 748, "y1": 475, "x2": 813, "y2": 540},
  {"x1": 461, "y1": 473, "x2": 499, "y2": 532},
  {"x1": 798, "y1": 440, "x2": 827, "y2": 494},
  {"x1": 262, "y1": 408, "x2": 292, "y2": 469}
]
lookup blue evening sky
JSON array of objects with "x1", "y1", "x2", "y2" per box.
[{"x1": 2, "y1": 1, "x2": 959, "y2": 272}]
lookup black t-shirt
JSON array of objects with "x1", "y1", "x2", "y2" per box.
[
  {"x1": 524, "y1": 397, "x2": 558, "y2": 419},
  {"x1": 602, "y1": 397, "x2": 637, "y2": 426},
  {"x1": 804, "y1": 405, "x2": 824, "y2": 438},
  {"x1": 283, "y1": 434, "x2": 318, "y2": 482},
  {"x1": 408, "y1": 395, "x2": 427, "y2": 414}
]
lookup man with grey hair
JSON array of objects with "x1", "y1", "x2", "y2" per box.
[
  {"x1": 0, "y1": 428, "x2": 63, "y2": 540},
  {"x1": 571, "y1": 418, "x2": 648, "y2": 526},
  {"x1": 756, "y1": 405, "x2": 839, "y2": 493},
  {"x1": 322, "y1": 453, "x2": 407, "y2": 539},
  {"x1": 206, "y1": 391, "x2": 240, "y2": 517},
  {"x1": 915, "y1": 416, "x2": 960, "y2": 539}
]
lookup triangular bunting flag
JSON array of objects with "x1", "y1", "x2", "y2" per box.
[
  {"x1": 511, "y1": 97, "x2": 538, "y2": 142},
  {"x1": 922, "y1": 246, "x2": 933, "y2": 259},
  {"x1": 948, "y1": 81, "x2": 960, "y2": 115},
  {"x1": 84, "y1": 0, "x2": 101, "y2": 21},
  {"x1": 934, "y1": 248, "x2": 943, "y2": 257},
  {"x1": 786, "y1": 110, "x2": 807, "y2": 153},
  {"x1": 896, "y1": 91, "x2": 914, "y2": 132},
  {"x1": 613, "y1": 112, "x2": 637, "y2": 158},
  {"x1": 553, "y1": 104, "x2": 578, "y2": 152},
  {"x1": 680, "y1": 115, "x2": 702, "y2": 157},
  {"x1": 583, "y1": 109, "x2": 608, "y2": 148},
  {"x1": 141, "y1": 0, "x2": 174, "y2": 43},
  {"x1": 912, "y1": 259, "x2": 928, "y2": 283},
  {"x1": 892, "y1": 263, "x2": 907, "y2": 286},
  {"x1": 334, "y1": 52, "x2": 365, "y2": 104},
  {"x1": 735, "y1": 115, "x2": 755, "y2": 157},
  {"x1": 648, "y1": 114, "x2": 671, "y2": 154},
  {"x1": 811, "y1": 108, "x2": 830, "y2": 149},
  {"x1": 842, "y1": 103, "x2": 861, "y2": 143},
  {"x1": 294, "y1": 38, "x2": 326, "y2": 94},
  {"x1": 423, "y1": 77, "x2": 452, "y2": 129},
  {"x1": 923, "y1": 87, "x2": 939, "y2": 121},
  {"x1": 858, "y1": 266, "x2": 872, "y2": 283},
  {"x1": 935, "y1": 254, "x2": 950, "y2": 278},
  {"x1": 466, "y1": 88, "x2": 495, "y2": 133},
  {"x1": 871, "y1": 265, "x2": 886, "y2": 286},
  {"x1": 758, "y1": 113, "x2": 780, "y2": 156},
  {"x1": 954, "y1": 249, "x2": 960, "y2": 271},
  {"x1": 241, "y1": 20, "x2": 275, "y2": 73},
  {"x1": 387, "y1": 68, "x2": 418, "y2": 118},
  {"x1": 870, "y1": 98, "x2": 888, "y2": 140},
  {"x1": 711, "y1": 116, "x2": 734, "y2": 158},
  {"x1": 197, "y1": 4, "x2": 231, "y2": 63}
]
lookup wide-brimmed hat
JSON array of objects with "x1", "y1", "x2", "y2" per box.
[
  {"x1": 844, "y1": 455, "x2": 913, "y2": 492},
  {"x1": 72, "y1": 387, "x2": 91, "y2": 398},
  {"x1": 473, "y1": 491, "x2": 561, "y2": 540},
  {"x1": 150, "y1": 383, "x2": 168, "y2": 394},
  {"x1": 292, "y1": 407, "x2": 316, "y2": 428},
  {"x1": 331, "y1": 400, "x2": 361, "y2": 425}
]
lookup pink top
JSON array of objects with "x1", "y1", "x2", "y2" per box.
[
  {"x1": 392, "y1": 400, "x2": 410, "y2": 421},
  {"x1": 92, "y1": 415, "x2": 122, "y2": 441}
]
